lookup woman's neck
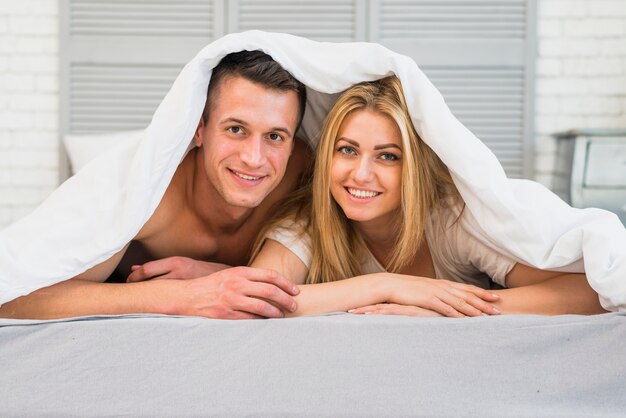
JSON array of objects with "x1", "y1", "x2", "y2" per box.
[{"x1": 353, "y1": 212, "x2": 401, "y2": 266}]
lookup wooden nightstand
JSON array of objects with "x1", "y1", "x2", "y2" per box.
[{"x1": 553, "y1": 129, "x2": 626, "y2": 226}]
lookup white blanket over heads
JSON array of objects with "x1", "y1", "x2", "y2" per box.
[{"x1": 1, "y1": 31, "x2": 625, "y2": 310}]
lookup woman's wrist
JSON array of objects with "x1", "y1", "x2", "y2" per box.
[{"x1": 375, "y1": 272, "x2": 400, "y2": 303}]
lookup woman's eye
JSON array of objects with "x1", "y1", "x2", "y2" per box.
[
  {"x1": 337, "y1": 146, "x2": 356, "y2": 155},
  {"x1": 268, "y1": 133, "x2": 284, "y2": 142},
  {"x1": 380, "y1": 153, "x2": 399, "y2": 161}
]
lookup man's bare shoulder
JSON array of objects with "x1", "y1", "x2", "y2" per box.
[{"x1": 136, "y1": 153, "x2": 192, "y2": 241}]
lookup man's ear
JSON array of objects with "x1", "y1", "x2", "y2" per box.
[{"x1": 194, "y1": 117, "x2": 205, "y2": 147}]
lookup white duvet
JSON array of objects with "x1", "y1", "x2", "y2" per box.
[{"x1": 1, "y1": 31, "x2": 625, "y2": 310}]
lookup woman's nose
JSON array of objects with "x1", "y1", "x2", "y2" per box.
[{"x1": 352, "y1": 157, "x2": 374, "y2": 183}]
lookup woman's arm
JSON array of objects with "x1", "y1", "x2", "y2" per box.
[
  {"x1": 251, "y1": 239, "x2": 500, "y2": 317},
  {"x1": 493, "y1": 263, "x2": 607, "y2": 315}
]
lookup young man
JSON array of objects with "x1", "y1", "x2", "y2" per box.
[{"x1": 0, "y1": 51, "x2": 310, "y2": 320}]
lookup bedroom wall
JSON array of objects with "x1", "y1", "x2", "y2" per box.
[
  {"x1": 0, "y1": 0, "x2": 59, "y2": 229},
  {"x1": 1, "y1": 0, "x2": 625, "y2": 230},
  {"x1": 534, "y1": 0, "x2": 626, "y2": 199}
]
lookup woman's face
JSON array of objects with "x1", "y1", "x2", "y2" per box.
[{"x1": 330, "y1": 109, "x2": 403, "y2": 227}]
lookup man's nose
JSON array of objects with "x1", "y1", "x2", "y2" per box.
[{"x1": 240, "y1": 135, "x2": 266, "y2": 168}]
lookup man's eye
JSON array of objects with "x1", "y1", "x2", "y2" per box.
[
  {"x1": 268, "y1": 133, "x2": 284, "y2": 141},
  {"x1": 337, "y1": 146, "x2": 356, "y2": 155},
  {"x1": 227, "y1": 126, "x2": 242, "y2": 134}
]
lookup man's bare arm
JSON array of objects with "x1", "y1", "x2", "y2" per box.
[
  {"x1": 492, "y1": 263, "x2": 607, "y2": 315},
  {"x1": 0, "y1": 243, "x2": 135, "y2": 319},
  {"x1": 0, "y1": 240, "x2": 299, "y2": 320},
  {"x1": 0, "y1": 278, "x2": 179, "y2": 319}
]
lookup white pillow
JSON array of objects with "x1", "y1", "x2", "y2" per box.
[{"x1": 63, "y1": 130, "x2": 143, "y2": 173}]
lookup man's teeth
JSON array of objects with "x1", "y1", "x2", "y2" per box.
[
  {"x1": 347, "y1": 188, "x2": 380, "y2": 198},
  {"x1": 234, "y1": 171, "x2": 261, "y2": 181}
]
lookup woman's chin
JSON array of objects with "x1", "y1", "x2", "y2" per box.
[{"x1": 342, "y1": 209, "x2": 375, "y2": 223}]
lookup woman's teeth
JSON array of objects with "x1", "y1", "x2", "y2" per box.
[{"x1": 347, "y1": 188, "x2": 380, "y2": 198}]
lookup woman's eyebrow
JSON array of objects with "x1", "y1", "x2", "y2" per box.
[
  {"x1": 374, "y1": 143, "x2": 402, "y2": 151},
  {"x1": 336, "y1": 137, "x2": 359, "y2": 147}
]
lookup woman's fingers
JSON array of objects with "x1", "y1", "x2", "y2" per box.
[
  {"x1": 350, "y1": 304, "x2": 443, "y2": 317},
  {"x1": 447, "y1": 287, "x2": 501, "y2": 316},
  {"x1": 427, "y1": 297, "x2": 469, "y2": 318},
  {"x1": 455, "y1": 284, "x2": 500, "y2": 302}
]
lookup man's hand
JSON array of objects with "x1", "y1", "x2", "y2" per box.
[
  {"x1": 349, "y1": 303, "x2": 443, "y2": 317},
  {"x1": 173, "y1": 266, "x2": 300, "y2": 319},
  {"x1": 127, "y1": 256, "x2": 230, "y2": 282}
]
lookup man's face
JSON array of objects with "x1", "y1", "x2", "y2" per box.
[{"x1": 195, "y1": 75, "x2": 300, "y2": 209}]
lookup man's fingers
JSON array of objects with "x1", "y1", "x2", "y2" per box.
[
  {"x1": 244, "y1": 281, "x2": 297, "y2": 313},
  {"x1": 136, "y1": 259, "x2": 173, "y2": 278},
  {"x1": 233, "y1": 267, "x2": 299, "y2": 295},
  {"x1": 126, "y1": 259, "x2": 174, "y2": 282},
  {"x1": 126, "y1": 269, "x2": 148, "y2": 283},
  {"x1": 226, "y1": 310, "x2": 265, "y2": 320},
  {"x1": 228, "y1": 293, "x2": 285, "y2": 318}
]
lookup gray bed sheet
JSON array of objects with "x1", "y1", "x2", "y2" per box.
[{"x1": 1, "y1": 312, "x2": 625, "y2": 417}]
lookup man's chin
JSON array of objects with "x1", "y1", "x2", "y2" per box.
[{"x1": 224, "y1": 195, "x2": 266, "y2": 210}]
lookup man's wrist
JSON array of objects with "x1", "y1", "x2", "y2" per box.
[{"x1": 144, "y1": 278, "x2": 187, "y2": 316}]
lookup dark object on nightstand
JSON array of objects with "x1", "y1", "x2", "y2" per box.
[{"x1": 553, "y1": 129, "x2": 626, "y2": 226}]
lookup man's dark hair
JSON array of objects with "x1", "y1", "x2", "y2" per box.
[{"x1": 203, "y1": 50, "x2": 307, "y2": 130}]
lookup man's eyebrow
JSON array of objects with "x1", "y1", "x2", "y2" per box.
[
  {"x1": 271, "y1": 126, "x2": 293, "y2": 137},
  {"x1": 220, "y1": 117, "x2": 249, "y2": 126},
  {"x1": 220, "y1": 118, "x2": 292, "y2": 138}
]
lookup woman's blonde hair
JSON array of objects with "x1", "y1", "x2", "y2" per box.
[{"x1": 251, "y1": 75, "x2": 460, "y2": 284}]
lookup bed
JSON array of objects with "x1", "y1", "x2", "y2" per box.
[
  {"x1": 2, "y1": 312, "x2": 625, "y2": 417},
  {"x1": 3, "y1": 31, "x2": 626, "y2": 417}
]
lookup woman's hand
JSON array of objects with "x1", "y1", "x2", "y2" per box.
[
  {"x1": 382, "y1": 274, "x2": 501, "y2": 317},
  {"x1": 127, "y1": 257, "x2": 231, "y2": 282},
  {"x1": 349, "y1": 303, "x2": 443, "y2": 317}
]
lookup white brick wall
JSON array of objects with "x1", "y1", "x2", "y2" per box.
[
  {"x1": 0, "y1": 0, "x2": 625, "y2": 229},
  {"x1": 0, "y1": 0, "x2": 59, "y2": 229},
  {"x1": 535, "y1": 0, "x2": 626, "y2": 199}
]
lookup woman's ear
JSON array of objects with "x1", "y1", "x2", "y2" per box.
[{"x1": 194, "y1": 117, "x2": 206, "y2": 147}]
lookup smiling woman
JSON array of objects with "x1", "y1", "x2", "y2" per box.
[{"x1": 249, "y1": 75, "x2": 606, "y2": 318}]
